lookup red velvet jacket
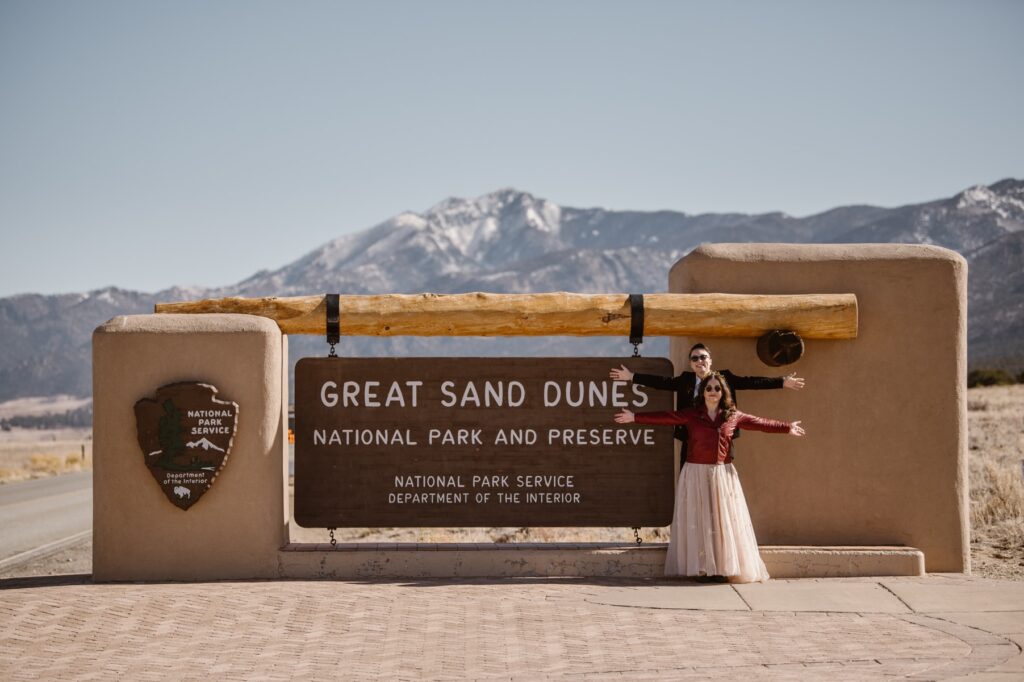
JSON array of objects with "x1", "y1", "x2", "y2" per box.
[{"x1": 634, "y1": 408, "x2": 791, "y2": 465}]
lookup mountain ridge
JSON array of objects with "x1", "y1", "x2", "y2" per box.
[{"x1": 1, "y1": 180, "x2": 1022, "y2": 402}]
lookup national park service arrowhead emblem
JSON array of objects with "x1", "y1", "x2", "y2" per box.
[{"x1": 134, "y1": 382, "x2": 238, "y2": 510}]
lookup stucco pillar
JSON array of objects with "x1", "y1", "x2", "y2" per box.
[
  {"x1": 670, "y1": 244, "x2": 968, "y2": 573},
  {"x1": 92, "y1": 314, "x2": 288, "y2": 581}
]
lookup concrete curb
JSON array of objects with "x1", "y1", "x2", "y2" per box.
[{"x1": 0, "y1": 530, "x2": 92, "y2": 572}]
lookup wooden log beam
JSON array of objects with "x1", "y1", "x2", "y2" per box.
[{"x1": 154, "y1": 292, "x2": 857, "y2": 339}]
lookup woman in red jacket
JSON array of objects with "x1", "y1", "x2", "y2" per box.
[{"x1": 615, "y1": 371, "x2": 805, "y2": 583}]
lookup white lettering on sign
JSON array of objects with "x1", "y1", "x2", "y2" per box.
[
  {"x1": 306, "y1": 428, "x2": 659, "y2": 448},
  {"x1": 472, "y1": 475, "x2": 510, "y2": 487},
  {"x1": 385, "y1": 470, "x2": 585, "y2": 506},
  {"x1": 439, "y1": 380, "x2": 526, "y2": 407},
  {"x1": 321, "y1": 381, "x2": 338, "y2": 407},
  {"x1": 516, "y1": 474, "x2": 575, "y2": 488},
  {"x1": 313, "y1": 429, "x2": 418, "y2": 446},
  {"x1": 320, "y1": 381, "x2": 423, "y2": 408},
  {"x1": 493, "y1": 428, "x2": 538, "y2": 445},
  {"x1": 526, "y1": 492, "x2": 581, "y2": 504},
  {"x1": 388, "y1": 492, "x2": 470, "y2": 504},
  {"x1": 394, "y1": 474, "x2": 465, "y2": 488},
  {"x1": 546, "y1": 428, "x2": 656, "y2": 446},
  {"x1": 542, "y1": 381, "x2": 650, "y2": 408},
  {"x1": 317, "y1": 379, "x2": 649, "y2": 409},
  {"x1": 191, "y1": 426, "x2": 230, "y2": 435},
  {"x1": 428, "y1": 428, "x2": 483, "y2": 446},
  {"x1": 162, "y1": 471, "x2": 207, "y2": 485}
]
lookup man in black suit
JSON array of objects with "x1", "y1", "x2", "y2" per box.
[{"x1": 610, "y1": 342, "x2": 805, "y2": 458}]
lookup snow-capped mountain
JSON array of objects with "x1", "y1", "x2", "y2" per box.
[
  {"x1": 186, "y1": 438, "x2": 225, "y2": 452},
  {"x1": 221, "y1": 189, "x2": 678, "y2": 297},
  {"x1": 1, "y1": 180, "x2": 1022, "y2": 402},
  {"x1": 829, "y1": 179, "x2": 1024, "y2": 251}
]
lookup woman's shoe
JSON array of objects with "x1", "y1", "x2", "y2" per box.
[{"x1": 695, "y1": 575, "x2": 729, "y2": 583}]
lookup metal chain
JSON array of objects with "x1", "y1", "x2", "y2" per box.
[
  {"x1": 328, "y1": 527, "x2": 337, "y2": 548},
  {"x1": 629, "y1": 335, "x2": 641, "y2": 545},
  {"x1": 328, "y1": 343, "x2": 337, "y2": 358}
]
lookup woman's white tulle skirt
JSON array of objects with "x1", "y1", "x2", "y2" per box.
[{"x1": 665, "y1": 462, "x2": 770, "y2": 584}]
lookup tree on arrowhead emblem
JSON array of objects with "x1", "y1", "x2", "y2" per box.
[{"x1": 157, "y1": 399, "x2": 185, "y2": 469}]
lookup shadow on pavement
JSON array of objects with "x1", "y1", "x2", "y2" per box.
[
  {"x1": 0, "y1": 574, "x2": 92, "y2": 590},
  {"x1": 0, "y1": 574, "x2": 707, "y2": 590}
]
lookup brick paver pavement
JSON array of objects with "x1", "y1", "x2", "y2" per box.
[{"x1": 0, "y1": 577, "x2": 1019, "y2": 680}]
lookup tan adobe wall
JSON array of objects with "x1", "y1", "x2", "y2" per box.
[
  {"x1": 669, "y1": 243, "x2": 968, "y2": 572},
  {"x1": 92, "y1": 314, "x2": 289, "y2": 581}
]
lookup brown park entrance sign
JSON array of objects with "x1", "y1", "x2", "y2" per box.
[{"x1": 294, "y1": 357, "x2": 675, "y2": 528}]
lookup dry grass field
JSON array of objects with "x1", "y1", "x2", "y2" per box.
[
  {"x1": 967, "y1": 384, "x2": 1024, "y2": 580},
  {"x1": 3, "y1": 387, "x2": 1021, "y2": 579},
  {"x1": 0, "y1": 427, "x2": 93, "y2": 482}
]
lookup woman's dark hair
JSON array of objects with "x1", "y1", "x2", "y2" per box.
[
  {"x1": 688, "y1": 342, "x2": 711, "y2": 357},
  {"x1": 701, "y1": 371, "x2": 735, "y2": 414}
]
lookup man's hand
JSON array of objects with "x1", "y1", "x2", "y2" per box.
[
  {"x1": 783, "y1": 373, "x2": 805, "y2": 390},
  {"x1": 609, "y1": 365, "x2": 634, "y2": 381},
  {"x1": 614, "y1": 409, "x2": 635, "y2": 424}
]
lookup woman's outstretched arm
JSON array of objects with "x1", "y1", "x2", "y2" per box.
[{"x1": 734, "y1": 412, "x2": 805, "y2": 436}]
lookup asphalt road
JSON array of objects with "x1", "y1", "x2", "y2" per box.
[{"x1": 0, "y1": 471, "x2": 92, "y2": 564}]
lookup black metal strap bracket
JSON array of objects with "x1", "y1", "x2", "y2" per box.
[
  {"x1": 326, "y1": 293, "x2": 340, "y2": 358},
  {"x1": 628, "y1": 294, "x2": 644, "y2": 357}
]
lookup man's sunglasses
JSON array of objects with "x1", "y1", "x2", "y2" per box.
[{"x1": 690, "y1": 355, "x2": 711, "y2": 361}]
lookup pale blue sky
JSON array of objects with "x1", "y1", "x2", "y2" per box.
[{"x1": 1, "y1": 1, "x2": 1021, "y2": 297}]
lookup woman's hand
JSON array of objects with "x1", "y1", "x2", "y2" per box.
[
  {"x1": 783, "y1": 373, "x2": 805, "y2": 390},
  {"x1": 609, "y1": 365, "x2": 634, "y2": 381},
  {"x1": 789, "y1": 420, "x2": 805, "y2": 436},
  {"x1": 614, "y1": 409, "x2": 635, "y2": 424}
]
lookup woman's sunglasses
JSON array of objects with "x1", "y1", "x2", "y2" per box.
[
  {"x1": 704, "y1": 385, "x2": 722, "y2": 393},
  {"x1": 690, "y1": 354, "x2": 710, "y2": 361}
]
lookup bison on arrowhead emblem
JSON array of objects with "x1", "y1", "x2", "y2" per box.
[{"x1": 134, "y1": 382, "x2": 238, "y2": 510}]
